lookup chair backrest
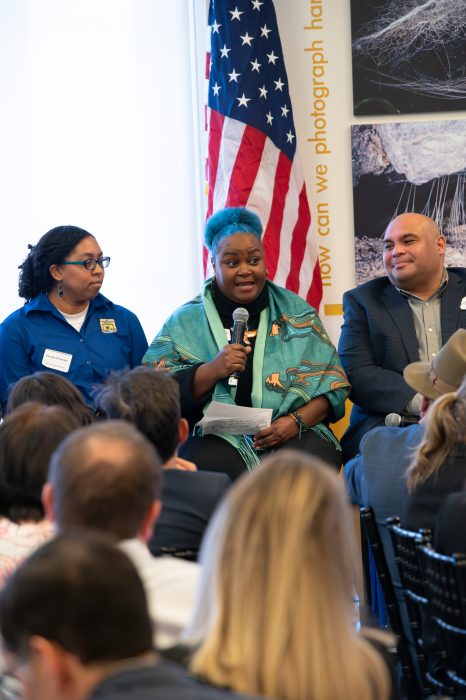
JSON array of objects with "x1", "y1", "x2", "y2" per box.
[
  {"x1": 360, "y1": 507, "x2": 421, "y2": 699},
  {"x1": 387, "y1": 517, "x2": 431, "y2": 606},
  {"x1": 418, "y1": 544, "x2": 466, "y2": 693},
  {"x1": 387, "y1": 518, "x2": 455, "y2": 696}
]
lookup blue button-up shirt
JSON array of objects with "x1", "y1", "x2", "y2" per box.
[{"x1": 0, "y1": 292, "x2": 148, "y2": 411}]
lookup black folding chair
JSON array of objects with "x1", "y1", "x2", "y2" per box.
[
  {"x1": 387, "y1": 517, "x2": 454, "y2": 697},
  {"x1": 360, "y1": 508, "x2": 422, "y2": 698},
  {"x1": 418, "y1": 544, "x2": 466, "y2": 695}
]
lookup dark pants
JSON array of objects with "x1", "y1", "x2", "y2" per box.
[{"x1": 179, "y1": 430, "x2": 342, "y2": 482}]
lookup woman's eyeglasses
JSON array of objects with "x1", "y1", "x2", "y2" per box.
[{"x1": 61, "y1": 257, "x2": 111, "y2": 271}]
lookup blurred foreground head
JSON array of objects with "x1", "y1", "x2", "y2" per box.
[{"x1": 186, "y1": 450, "x2": 391, "y2": 700}]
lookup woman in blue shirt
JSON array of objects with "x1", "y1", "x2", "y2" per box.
[{"x1": 0, "y1": 225, "x2": 147, "y2": 412}]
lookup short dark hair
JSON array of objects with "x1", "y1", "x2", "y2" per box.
[
  {"x1": 18, "y1": 225, "x2": 94, "y2": 301},
  {"x1": 94, "y1": 366, "x2": 180, "y2": 462},
  {"x1": 6, "y1": 371, "x2": 95, "y2": 425},
  {"x1": 48, "y1": 420, "x2": 162, "y2": 539},
  {"x1": 0, "y1": 532, "x2": 153, "y2": 663},
  {"x1": 0, "y1": 402, "x2": 82, "y2": 522}
]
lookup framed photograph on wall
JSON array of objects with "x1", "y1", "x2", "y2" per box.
[
  {"x1": 352, "y1": 119, "x2": 466, "y2": 284},
  {"x1": 351, "y1": 0, "x2": 466, "y2": 116}
]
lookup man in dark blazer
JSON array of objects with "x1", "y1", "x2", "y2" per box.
[
  {"x1": 339, "y1": 212, "x2": 466, "y2": 461},
  {"x1": 94, "y1": 366, "x2": 231, "y2": 559}
]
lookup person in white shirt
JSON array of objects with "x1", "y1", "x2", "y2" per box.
[{"x1": 42, "y1": 420, "x2": 199, "y2": 649}]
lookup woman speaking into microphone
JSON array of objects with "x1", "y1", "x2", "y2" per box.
[{"x1": 143, "y1": 208, "x2": 349, "y2": 479}]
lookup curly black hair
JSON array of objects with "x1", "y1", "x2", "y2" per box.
[{"x1": 18, "y1": 225, "x2": 94, "y2": 301}]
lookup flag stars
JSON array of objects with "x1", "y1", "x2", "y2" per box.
[
  {"x1": 237, "y1": 93, "x2": 251, "y2": 107},
  {"x1": 240, "y1": 32, "x2": 253, "y2": 46},
  {"x1": 211, "y1": 20, "x2": 221, "y2": 34},
  {"x1": 266, "y1": 111, "x2": 274, "y2": 124},
  {"x1": 286, "y1": 130, "x2": 295, "y2": 143},
  {"x1": 220, "y1": 44, "x2": 231, "y2": 58},
  {"x1": 258, "y1": 84, "x2": 268, "y2": 98},
  {"x1": 251, "y1": 0, "x2": 263, "y2": 9},
  {"x1": 250, "y1": 59, "x2": 261, "y2": 72},
  {"x1": 281, "y1": 104, "x2": 289, "y2": 117},
  {"x1": 229, "y1": 6, "x2": 243, "y2": 21},
  {"x1": 267, "y1": 51, "x2": 278, "y2": 65},
  {"x1": 260, "y1": 24, "x2": 271, "y2": 38},
  {"x1": 212, "y1": 82, "x2": 221, "y2": 96},
  {"x1": 228, "y1": 68, "x2": 240, "y2": 82},
  {"x1": 274, "y1": 77, "x2": 285, "y2": 91}
]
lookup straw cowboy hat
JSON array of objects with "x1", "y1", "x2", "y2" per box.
[{"x1": 403, "y1": 328, "x2": 466, "y2": 400}]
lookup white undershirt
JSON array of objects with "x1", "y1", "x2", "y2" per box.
[{"x1": 60, "y1": 305, "x2": 89, "y2": 332}]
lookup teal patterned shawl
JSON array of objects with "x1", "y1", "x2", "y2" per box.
[{"x1": 143, "y1": 280, "x2": 350, "y2": 469}]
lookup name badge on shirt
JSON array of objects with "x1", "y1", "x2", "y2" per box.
[
  {"x1": 42, "y1": 349, "x2": 72, "y2": 373},
  {"x1": 100, "y1": 318, "x2": 117, "y2": 333}
]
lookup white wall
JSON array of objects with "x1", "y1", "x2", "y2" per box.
[{"x1": 0, "y1": 0, "x2": 207, "y2": 341}]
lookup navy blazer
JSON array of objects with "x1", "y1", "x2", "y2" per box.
[{"x1": 338, "y1": 268, "x2": 466, "y2": 461}]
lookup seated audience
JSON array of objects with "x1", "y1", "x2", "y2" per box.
[
  {"x1": 43, "y1": 420, "x2": 199, "y2": 649},
  {"x1": 182, "y1": 450, "x2": 395, "y2": 700},
  {"x1": 402, "y1": 374, "x2": 466, "y2": 530},
  {"x1": 0, "y1": 533, "x2": 260, "y2": 700},
  {"x1": 345, "y1": 329, "x2": 466, "y2": 550},
  {"x1": 6, "y1": 370, "x2": 95, "y2": 424},
  {"x1": 94, "y1": 366, "x2": 231, "y2": 558},
  {"x1": 0, "y1": 402, "x2": 81, "y2": 585}
]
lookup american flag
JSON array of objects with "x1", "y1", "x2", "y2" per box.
[{"x1": 206, "y1": 0, "x2": 322, "y2": 310}]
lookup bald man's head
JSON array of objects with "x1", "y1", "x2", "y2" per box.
[
  {"x1": 47, "y1": 421, "x2": 162, "y2": 540},
  {"x1": 382, "y1": 213, "x2": 446, "y2": 297}
]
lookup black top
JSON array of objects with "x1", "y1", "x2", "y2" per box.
[
  {"x1": 402, "y1": 443, "x2": 466, "y2": 531},
  {"x1": 89, "y1": 658, "x2": 261, "y2": 700},
  {"x1": 149, "y1": 469, "x2": 231, "y2": 557}
]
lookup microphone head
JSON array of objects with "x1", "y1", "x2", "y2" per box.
[
  {"x1": 232, "y1": 307, "x2": 249, "y2": 323},
  {"x1": 385, "y1": 413, "x2": 402, "y2": 427}
]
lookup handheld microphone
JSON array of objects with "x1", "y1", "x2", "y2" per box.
[
  {"x1": 385, "y1": 413, "x2": 419, "y2": 427},
  {"x1": 228, "y1": 307, "x2": 249, "y2": 387}
]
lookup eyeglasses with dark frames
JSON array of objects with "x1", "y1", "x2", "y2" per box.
[{"x1": 61, "y1": 257, "x2": 111, "y2": 271}]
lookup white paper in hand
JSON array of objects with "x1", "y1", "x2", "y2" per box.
[{"x1": 197, "y1": 401, "x2": 272, "y2": 436}]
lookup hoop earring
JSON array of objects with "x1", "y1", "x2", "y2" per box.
[{"x1": 57, "y1": 282, "x2": 64, "y2": 298}]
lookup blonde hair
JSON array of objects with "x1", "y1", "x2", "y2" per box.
[
  {"x1": 407, "y1": 379, "x2": 466, "y2": 491},
  {"x1": 185, "y1": 450, "x2": 391, "y2": 700}
]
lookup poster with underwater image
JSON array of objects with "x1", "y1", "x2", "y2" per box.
[
  {"x1": 351, "y1": 0, "x2": 466, "y2": 115},
  {"x1": 351, "y1": 119, "x2": 466, "y2": 284}
]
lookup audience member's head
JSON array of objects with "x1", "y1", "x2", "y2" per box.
[
  {"x1": 0, "y1": 402, "x2": 81, "y2": 524},
  {"x1": 407, "y1": 374, "x2": 466, "y2": 491},
  {"x1": 44, "y1": 420, "x2": 162, "y2": 541},
  {"x1": 94, "y1": 366, "x2": 186, "y2": 462},
  {"x1": 185, "y1": 450, "x2": 391, "y2": 700},
  {"x1": 403, "y1": 328, "x2": 466, "y2": 414},
  {"x1": 6, "y1": 371, "x2": 95, "y2": 425},
  {"x1": 0, "y1": 532, "x2": 155, "y2": 700}
]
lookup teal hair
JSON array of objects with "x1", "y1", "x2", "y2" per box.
[{"x1": 205, "y1": 207, "x2": 263, "y2": 256}]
